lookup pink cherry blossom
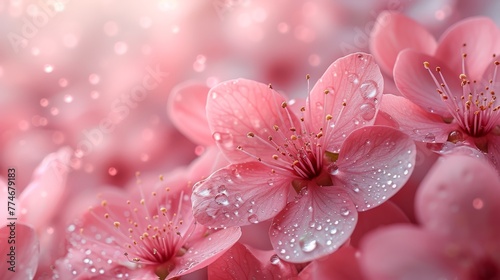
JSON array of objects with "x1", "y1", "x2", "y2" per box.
[
  {"x1": 360, "y1": 154, "x2": 500, "y2": 279},
  {"x1": 371, "y1": 13, "x2": 500, "y2": 168},
  {"x1": 192, "y1": 52, "x2": 416, "y2": 263},
  {"x1": 53, "y1": 168, "x2": 241, "y2": 280}
]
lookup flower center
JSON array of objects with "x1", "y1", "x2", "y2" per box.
[
  {"x1": 91, "y1": 184, "x2": 196, "y2": 268},
  {"x1": 237, "y1": 99, "x2": 325, "y2": 180},
  {"x1": 423, "y1": 44, "x2": 500, "y2": 138}
]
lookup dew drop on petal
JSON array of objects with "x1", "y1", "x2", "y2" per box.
[
  {"x1": 214, "y1": 193, "x2": 229, "y2": 206},
  {"x1": 360, "y1": 80, "x2": 378, "y2": 99},
  {"x1": 328, "y1": 164, "x2": 339, "y2": 175},
  {"x1": 248, "y1": 214, "x2": 259, "y2": 224},
  {"x1": 424, "y1": 133, "x2": 436, "y2": 143},
  {"x1": 348, "y1": 73, "x2": 359, "y2": 84},
  {"x1": 270, "y1": 254, "x2": 280, "y2": 265},
  {"x1": 359, "y1": 103, "x2": 376, "y2": 121},
  {"x1": 212, "y1": 132, "x2": 234, "y2": 149},
  {"x1": 299, "y1": 238, "x2": 317, "y2": 252}
]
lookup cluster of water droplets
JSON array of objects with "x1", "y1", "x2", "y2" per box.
[{"x1": 269, "y1": 189, "x2": 356, "y2": 261}]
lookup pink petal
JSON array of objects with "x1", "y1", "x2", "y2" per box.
[
  {"x1": 207, "y1": 242, "x2": 298, "y2": 279},
  {"x1": 394, "y1": 49, "x2": 462, "y2": 117},
  {"x1": 0, "y1": 224, "x2": 39, "y2": 279},
  {"x1": 380, "y1": 94, "x2": 458, "y2": 142},
  {"x1": 334, "y1": 126, "x2": 416, "y2": 211},
  {"x1": 370, "y1": 11, "x2": 437, "y2": 77},
  {"x1": 18, "y1": 147, "x2": 72, "y2": 229},
  {"x1": 269, "y1": 186, "x2": 358, "y2": 263},
  {"x1": 350, "y1": 201, "x2": 409, "y2": 248},
  {"x1": 360, "y1": 226, "x2": 457, "y2": 280},
  {"x1": 187, "y1": 146, "x2": 230, "y2": 183},
  {"x1": 206, "y1": 78, "x2": 300, "y2": 163},
  {"x1": 416, "y1": 154, "x2": 500, "y2": 246},
  {"x1": 192, "y1": 162, "x2": 291, "y2": 228},
  {"x1": 307, "y1": 52, "x2": 383, "y2": 153},
  {"x1": 167, "y1": 82, "x2": 214, "y2": 146},
  {"x1": 436, "y1": 17, "x2": 500, "y2": 81},
  {"x1": 486, "y1": 135, "x2": 500, "y2": 170},
  {"x1": 171, "y1": 227, "x2": 242, "y2": 278},
  {"x1": 298, "y1": 245, "x2": 363, "y2": 280}
]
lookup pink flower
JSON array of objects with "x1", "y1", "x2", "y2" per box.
[
  {"x1": 360, "y1": 154, "x2": 500, "y2": 279},
  {"x1": 207, "y1": 242, "x2": 299, "y2": 279},
  {"x1": 192, "y1": 52, "x2": 416, "y2": 262},
  {"x1": 53, "y1": 169, "x2": 241, "y2": 280},
  {"x1": 371, "y1": 13, "x2": 500, "y2": 167}
]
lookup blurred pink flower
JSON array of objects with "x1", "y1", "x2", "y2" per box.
[
  {"x1": 360, "y1": 154, "x2": 500, "y2": 279},
  {"x1": 53, "y1": 168, "x2": 241, "y2": 280},
  {"x1": 192, "y1": 52, "x2": 416, "y2": 262},
  {"x1": 207, "y1": 242, "x2": 298, "y2": 279},
  {"x1": 371, "y1": 13, "x2": 500, "y2": 167}
]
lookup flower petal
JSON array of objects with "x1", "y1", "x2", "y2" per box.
[
  {"x1": 436, "y1": 17, "x2": 500, "y2": 81},
  {"x1": 380, "y1": 94, "x2": 458, "y2": 142},
  {"x1": 394, "y1": 49, "x2": 462, "y2": 117},
  {"x1": 307, "y1": 52, "x2": 383, "y2": 153},
  {"x1": 334, "y1": 126, "x2": 416, "y2": 211},
  {"x1": 269, "y1": 186, "x2": 357, "y2": 263},
  {"x1": 0, "y1": 223, "x2": 39, "y2": 279},
  {"x1": 171, "y1": 227, "x2": 242, "y2": 278},
  {"x1": 167, "y1": 82, "x2": 213, "y2": 146},
  {"x1": 18, "y1": 147, "x2": 72, "y2": 229},
  {"x1": 416, "y1": 154, "x2": 500, "y2": 246},
  {"x1": 207, "y1": 242, "x2": 298, "y2": 280},
  {"x1": 360, "y1": 226, "x2": 457, "y2": 280},
  {"x1": 370, "y1": 11, "x2": 437, "y2": 77},
  {"x1": 298, "y1": 245, "x2": 363, "y2": 280},
  {"x1": 192, "y1": 162, "x2": 291, "y2": 228},
  {"x1": 206, "y1": 79, "x2": 300, "y2": 163}
]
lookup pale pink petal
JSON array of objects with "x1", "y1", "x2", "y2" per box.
[
  {"x1": 416, "y1": 154, "x2": 500, "y2": 245},
  {"x1": 370, "y1": 11, "x2": 437, "y2": 77},
  {"x1": 350, "y1": 201, "x2": 409, "y2": 248},
  {"x1": 167, "y1": 82, "x2": 213, "y2": 146},
  {"x1": 298, "y1": 245, "x2": 363, "y2": 280},
  {"x1": 394, "y1": 49, "x2": 461, "y2": 117},
  {"x1": 269, "y1": 186, "x2": 357, "y2": 263},
  {"x1": 307, "y1": 52, "x2": 383, "y2": 153},
  {"x1": 187, "y1": 146, "x2": 230, "y2": 183},
  {"x1": 360, "y1": 226, "x2": 457, "y2": 280},
  {"x1": 171, "y1": 227, "x2": 241, "y2": 278},
  {"x1": 485, "y1": 135, "x2": 500, "y2": 170},
  {"x1": 436, "y1": 17, "x2": 500, "y2": 81},
  {"x1": 207, "y1": 242, "x2": 298, "y2": 279},
  {"x1": 18, "y1": 147, "x2": 72, "y2": 229},
  {"x1": 206, "y1": 79, "x2": 300, "y2": 163},
  {"x1": 380, "y1": 94, "x2": 458, "y2": 142},
  {"x1": 334, "y1": 126, "x2": 416, "y2": 211},
  {"x1": 0, "y1": 224, "x2": 39, "y2": 279},
  {"x1": 192, "y1": 162, "x2": 291, "y2": 228}
]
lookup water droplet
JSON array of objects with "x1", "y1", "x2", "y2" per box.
[
  {"x1": 308, "y1": 221, "x2": 315, "y2": 228},
  {"x1": 424, "y1": 133, "x2": 436, "y2": 143},
  {"x1": 359, "y1": 103, "x2": 376, "y2": 121},
  {"x1": 270, "y1": 254, "x2": 280, "y2": 265},
  {"x1": 348, "y1": 73, "x2": 359, "y2": 84},
  {"x1": 330, "y1": 228, "x2": 337, "y2": 235},
  {"x1": 328, "y1": 164, "x2": 339, "y2": 175},
  {"x1": 248, "y1": 214, "x2": 259, "y2": 224},
  {"x1": 360, "y1": 80, "x2": 378, "y2": 99},
  {"x1": 214, "y1": 193, "x2": 229, "y2": 206},
  {"x1": 300, "y1": 238, "x2": 317, "y2": 252},
  {"x1": 353, "y1": 118, "x2": 360, "y2": 125},
  {"x1": 448, "y1": 130, "x2": 464, "y2": 143},
  {"x1": 217, "y1": 185, "x2": 227, "y2": 194},
  {"x1": 340, "y1": 207, "x2": 350, "y2": 216},
  {"x1": 213, "y1": 132, "x2": 234, "y2": 149},
  {"x1": 353, "y1": 187, "x2": 360, "y2": 193},
  {"x1": 267, "y1": 179, "x2": 274, "y2": 186}
]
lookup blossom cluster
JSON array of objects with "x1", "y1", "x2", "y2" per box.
[{"x1": 1, "y1": 1, "x2": 500, "y2": 279}]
